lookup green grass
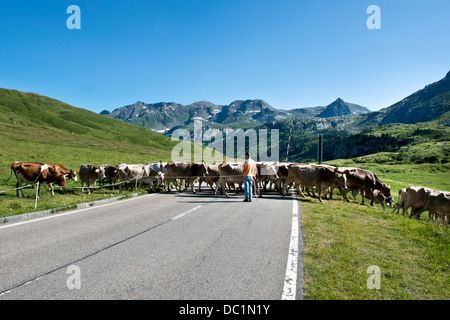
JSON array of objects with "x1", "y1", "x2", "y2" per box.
[
  {"x1": 0, "y1": 123, "x2": 172, "y2": 218},
  {"x1": 301, "y1": 161, "x2": 450, "y2": 300}
]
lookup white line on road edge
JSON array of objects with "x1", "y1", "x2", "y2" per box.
[
  {"x1": 0, "y1": 194, "x2": 156, "y2": 230},
  {"x1": 281, "y1": 196, "x2": 300, "y2": 300}
]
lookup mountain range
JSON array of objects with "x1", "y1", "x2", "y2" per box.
[
  {"x1": 100, "y1": 97, "x2": 371, "y2": 134},
  {"x1": 101, "y1": 71, "x2": 450, "y2": 136}
]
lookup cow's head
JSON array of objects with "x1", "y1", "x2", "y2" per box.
[
  {"x1": 382, "y1": 185, "x2": 394, "y2": 208},
  {"x1": 199, "y1": 162, "x2": 208, "y2": 177},
  {"x1": 381, "y1": 183, "x2": 391, "y2": 199},
  {"x1": 385, "y1": 195, "x2": 394, "y2": 207},
  {"x1": 156, "y1": 172, "x2": 164, "y2": 186},
  {"x1": 66, "y1": 170, "x2": 78, "y2": 182},
  {"x1": 335, "y1": 172, "x2": 347, "y2": 190},
  {"x1": 95, "y1": 166, "x2": 106, "y2": 180}
]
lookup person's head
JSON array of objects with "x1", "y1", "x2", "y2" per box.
[{"x1": 245, "y1": 152, "x2": 250, "y2": 160}]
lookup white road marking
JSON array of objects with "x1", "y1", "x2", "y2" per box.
[
  {"x1": 170, "y1": 205, "x2": 204, "y2": 221},
  {"x1": 0, "y1": 194, "x2": 156, "y2": 230},
  {"x1": 281, "y1": 196, "x2": 300, "y2": 300}
]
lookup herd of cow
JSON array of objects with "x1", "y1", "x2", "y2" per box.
[{"x1": 6, "y1": 160, "x2": 450, "y2": 223}]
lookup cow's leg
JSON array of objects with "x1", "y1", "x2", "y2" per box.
[
  {"x1": 392, "y1": 203, "x2": 399, "y2": 214},
  {"x1": 198, "y1": 178, "x2": 203, "y2": 192},
  {"x1": 402, "y1": 205, "x2": 409, "y2": 216},
  {"x1": 165, "y1": 178, "x2": 170, "y2": 192},
  {"x1": 410, "y1": 206, "x2": 417, "y2": 218},
  {"x1": 282, "y1": 178, "x2": 293, "y2": 196},
  {"x1": 329, "y1": 184, "x2": 335, "y2": 200},
  {"x1": 223, "y1": 181, "x2": 231, "y2": 197},
  {"x1": 361, "y1": 188, "x2": 366, "y2": 205},
  {"x1": 339, "y1": 188, "x2": 350, "y2": 202},
  {"x1": 190, "y1": 178, "x2": 196, "y2": 193},
  {"x1": 368, "y1": 190, "x2": 376, "y2": 207},
  {"x1": 380, "y1": 199, "x2": 385, "y2": 211},
  {"x1": 16, "y1": 182, "x2": 22, "y2": 197},
  {"x1": 15, "y1": 174, "x2": 25, "y2": 197},
  {"x1": 214, "y1": 179, "x2": 222, "y2": 195},
  {"x1": 317, "y1": 184, "x2": 324, "y2": 203},
  {"x1": 297, "y1": 184, "x2": 306, "y2": 198}
]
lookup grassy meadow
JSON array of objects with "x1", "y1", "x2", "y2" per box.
[{"x1": 300, "y1": 160, "x2": 449, "y2": 300}]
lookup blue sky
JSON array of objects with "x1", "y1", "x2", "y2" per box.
[{"x1": 0, "y1": 0, "x2": 449, "y2": 113}]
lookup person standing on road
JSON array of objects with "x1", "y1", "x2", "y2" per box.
[{"x1": 243, "y1": 152, "x2": 257, "y2": 202}]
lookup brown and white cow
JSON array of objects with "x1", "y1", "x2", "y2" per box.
[
  {"x1": 79, "y1": 164, "x2": 106, "y2": 194},
  {"x1": 283, "y1": 164, "x2": 347, "y2": 202},
  {"x1": 9, "y1": 161, "x2": 68, "y2": 197},
  {"x1": 164, "y1": 162, "x2": 208, "y2": 193},
  {"x1": 46, "y1": 163, "x2": 78, "y2": 182}
]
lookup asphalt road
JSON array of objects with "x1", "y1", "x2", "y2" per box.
[{"x1": 0, "y1": 189, "x2": 302, "y2": 300}]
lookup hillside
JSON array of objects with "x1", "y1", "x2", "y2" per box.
[
  {"x1": 260, "y1": 116, "x2": 450, "y2": 164},
  {"x1": 0, "y1": 88, "x2": 178, "y2": 173},
  {"x1": 378, "y1": 70, "x2": 450, "y2": 125}
]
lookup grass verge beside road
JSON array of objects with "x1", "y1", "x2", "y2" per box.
[{"x1": 301, "y1": 161, "x2": 449, "y2": 300}]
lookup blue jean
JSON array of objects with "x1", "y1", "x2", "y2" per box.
[{"x1": 244, "y1": 176, "x2": 253, "y2": 200}]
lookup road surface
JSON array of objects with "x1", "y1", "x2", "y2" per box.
[{"x1": 0, "y1": 189, "x2": 302, "y2": 300}]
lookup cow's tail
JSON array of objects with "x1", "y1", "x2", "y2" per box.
[{"x1": 5, "y1": 166, "x2": 14, "y2": 182}]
